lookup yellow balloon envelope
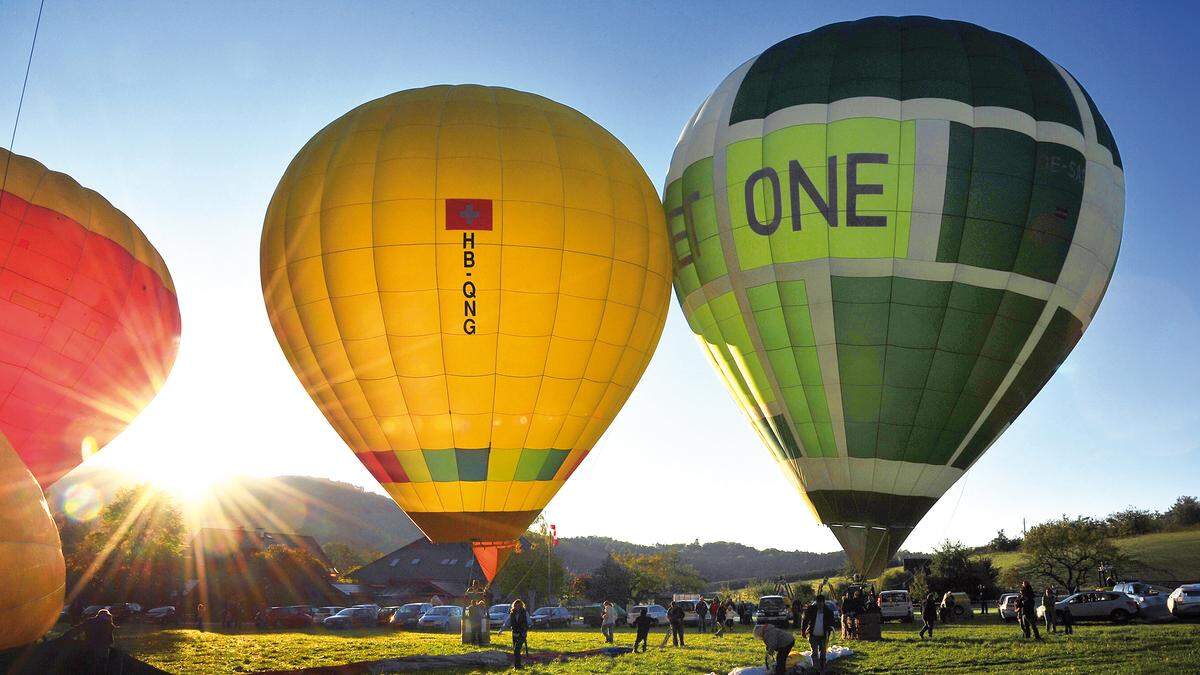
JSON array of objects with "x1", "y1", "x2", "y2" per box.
[
  {"x1": 261, "y1": 85, "x2": 671, "y2": 577},
  {"x1": 0, "y1": 432, "x2": 65, "y2": 650}
]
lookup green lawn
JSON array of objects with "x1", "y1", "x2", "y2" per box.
[{"x1": 113, "y1": 617, "x2": 1200, "y2": 674}]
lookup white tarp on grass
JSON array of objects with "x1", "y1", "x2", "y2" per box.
[{"x1": 726, "y1": 644, "x2": 854, "y2": 674}]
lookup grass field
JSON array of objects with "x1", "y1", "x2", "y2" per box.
[{"x1": 112, "y1": 616, "x2": 1200, "y2": 674}]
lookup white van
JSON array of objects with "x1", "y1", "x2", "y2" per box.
[{"x1": 878, "y1": 590, "x2": 913, "y2": 622}]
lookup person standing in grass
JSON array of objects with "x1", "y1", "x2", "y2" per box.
[
  {"x1": 919, "y1": 593, "x2": 938, "y2": 639},
  {"x1": 801, "y1": 594, "x2": 836, "y2": 673},
  {"x1": 696, "y1": 598, "x2": 708, "y2": 633},
  {"x1": 753, "y1": 623, "x2": 795, "y2": 675},
  {"x1": 668, "y1": 601, "x2": 686, "y2": 647},
  {"x1": 1019, "y1": 581, "x2": 1042, "y2": 640},
  {"x1": 791, "y1": 595, "x2": 804, "y2": 631},
  {"x1": 1060, "y1": 605, "x2": 1074, "y2": 635},
  {"x1": 509, "y1": 599, "x2": 529, "y2": 669},
  {"x1": 632, "y1": 607, "x2": 651, "y2": 653},
  {"x1": 1042, "y1": 587, "x2": 1058, "y2": 634},
  {"x1": 600, "y1": 601, "x2": 617, "y2": 643},
  {"x1": 714, "y1": 602, "x2": 728, "y2": 637}
]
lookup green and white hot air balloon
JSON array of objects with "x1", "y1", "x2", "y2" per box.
[{"x1": 665, "y1": 16, "x2": 1123, "y2": 576}]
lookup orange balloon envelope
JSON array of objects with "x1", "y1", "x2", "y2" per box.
[
  {"x1": 0, "y1": 430, "x2": 65, "y2": 650},
  {"x1": 0, "y1": 148, "x2": 181, "y2": 488},
  {"x1": 261, "y1": 85, "x2": 671, "y2": 579}
]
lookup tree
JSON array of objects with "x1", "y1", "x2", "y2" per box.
[
  {"x1": 927, "y1": 540, "x2": 998, "y2": 598},
  {"x1": 1105, "y1": 508, "x2": 1161, "y2": 537},
  {"x1": 565, "y1": 573, "x2": 591, "y2": 604},
  {"x1": 908, "y1": 572, "x2": 930, "y2": 604},
  {"x1": 986, "y1": 529, "x2": 1022, "y2": 553},
  {"x1": 250, "y1": 546, "x2": 334, "y2": 605},
  {"x1": 492, "y1": 523, "x2": 568, "y2": 604},
  {"x1": 878, "y1": 568, "x2": 908, "y2": 591},
  {"x1": 586, "y1": 554, "x2": 632, "y2": 604},
  {"x1": 1018, "y1": 516, "x2": 1132, "y2": 591},
  {"x1": 324, "y1": 542, "x2": 380, "y2": 579},
  {"x1": 615, "y1": 550, "x2": 705, "y2": 599},
  {"x1": 65, "y1": 486, "x2": 186, "y2": 607},
  {"x1": 1163, "y1": 496, "x2": 1200, "y2": 529}
]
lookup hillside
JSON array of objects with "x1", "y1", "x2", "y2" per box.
[
  {"x1": 981, "y1": 528, "x2": 1200, "y2": 585},
  {"x1": 555, "y1": 536, "x2": 845, "y2": 582},
  {"x1": 47, "y1": 468, "x2": 423, "y2": 554}
]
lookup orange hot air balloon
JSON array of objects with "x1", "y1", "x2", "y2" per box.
[
  {"x1": 0, "y1": 148, "x2": 181, "y2": 488},
  {"x1": 0, "y1": 430, "x2": 65, "y2": 650},
  {"x1": 261, "y1": 85, "x2": 671, "y2": 580}
]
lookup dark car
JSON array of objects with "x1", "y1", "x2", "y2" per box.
[
  {"x1": 83, "y1": 603, "x2": 142, "y2": 623},
  {"x1": 753, "y1": 595, "x2": 790, "y2": 628},
  {"x1": 266, "y1": 605, "x2": 314, "y2": 628},
  {"x1": 390, "y1": 603, "x2": 433, "y2": 629},
  {"x1": 529, "y1": 606, "x2": 573, "y2": 629},
  {"x1": 323, "y1": 606, "x2": 380, "y2": 629}
]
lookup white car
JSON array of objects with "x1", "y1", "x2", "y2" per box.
[
  {"x1": 1113, "y1": 581, "x2": 1171, "y2": 620},
  {"x1": 1041, "y1": 591, "x2": 1139, "y2": 623},
  {"x1": 877, "y1": 590, "x2": 913, "y2": 622},
  {"x1": 1168, "y1": 584, "x2": 1200, "y2": 619},
  {"x1": 628, "y1": 604, "x2": 668, "y2": 626},
  {"x1": 310, "y1": 606, "x2": 345, "y2": 624},
  {"x1": 997, "y1": 593, "x2": 1020, "y2": 622},
  {"x1": 488, "y1": 603, "x2": 511, "y2": 629},
  {"x1": 417, "y1": 605, "x2": 463, "y2": 631}
]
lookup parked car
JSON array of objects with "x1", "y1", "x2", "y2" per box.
[
  {"x1": 377, "y1": 607, "x2": 400, "y2": 625},
  {"x1": 673, "y1": 600, "x2": 701, "y2": 626},
  {"x1": 530, "y1": 606, "x2": 573, "y2": 628},
  {"x1": 945, "y1": 592, "x2": 974, "y2": 619},
  {"x1": 627, "y1": 604, "x2": 668, "y2": 626},
  {"x1": 144, "y1": 606, "x2": 178, "y2": 625},
  {"x1": 82, "y1": 603, "x2": 143, "y2": 623},
  {"x1": 997, "y1": 593, "x2": 1020, "y2": 622},
  {"x1": 1042, "y1": 591, "x2": 1139, "y2": 623},
  {"x1": 323, "y1": 606, "x2": 379, "y2": 629},
  {"x1": 878, "y1": 590, "x2": 913, "y2": 622},
  {"x1": 417, "y1": 605, "x2": 463, "y2": 631},
  {"x1": 1167, "y1": 584, "x2": 1200, "y2": 619},
  {"x1": 390, "y1": 603, "x2": 433, "y2": 628},
  {"x1": 310, "y1": 606, "x2": 346, "y2": 625},
  {"x1": 488, "y1": 603, "x2": 511, "y2": 629},
  {"x1": 266, "y1": 605, "x2": 315, "y2": 628},
  {"x1": 578, "y1": 603, "x2": 626, "y2": 628},
  {"x1": 1112, "y1": 581, "x2": 1171, "y2": 617},
  {"x1": 753, "y1": 595, "x2": 791, "y2": 628}
]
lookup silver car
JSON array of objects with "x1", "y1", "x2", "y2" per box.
[
  {"x1": 1043, "y1": 591, "x2": 1139, "y2": 623},
  {"x1": 1168, "y1": 584, "x2": 1200, "y2": 618},
  {"x1": 1113, "y1": 581, "x2": 1171, "y2": 620}
]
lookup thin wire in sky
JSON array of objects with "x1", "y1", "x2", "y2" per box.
[{"x1": 1, "y1": 0, "x2": 47, "y2": 199}]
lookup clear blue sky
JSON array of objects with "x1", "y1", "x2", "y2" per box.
[{"x1": 2, "y1": 1, "x2": 1196, "y2": 553}]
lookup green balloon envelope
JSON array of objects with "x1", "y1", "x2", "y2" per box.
[{"x1": 665, "y1": 16, "x2": 1123, "y2": 576}]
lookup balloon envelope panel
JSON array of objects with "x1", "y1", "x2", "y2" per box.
[
  {"x1": 0, "y1": 432, "x2": 65, "y2": 650},
  {"x1": 262, "y1": 85, "x2": 671, "y2": 544},
  {"x1": 666, "y1": 17, "x2": 1123, "y2": 575},
  {"x1": 0, "y1": 149, "x2": 181, "y2": 488}
]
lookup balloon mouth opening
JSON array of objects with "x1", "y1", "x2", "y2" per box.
[{"x1": 471, "y1": 540, "x2": 521, "y2": 583}]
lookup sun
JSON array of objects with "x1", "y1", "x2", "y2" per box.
[{"x1": 117, "y1": 453, "x2": 232, "y2": 505}]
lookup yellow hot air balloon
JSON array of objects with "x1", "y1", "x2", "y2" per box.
[
  {"x1": 261, "y1": 85, "x2": 671, "y2": 579},
  {"x1": 0, "y1": 431, "x2": 65, "y2": 650}
]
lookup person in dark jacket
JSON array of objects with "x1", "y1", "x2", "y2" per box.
[
  {"x1": 753, "y1": 623, "x2": 795, "y2": 675},
  {"x1": 509, "y1": 599, "x2": 529, "y2": 668},
  {"x1": 696, "y1": 599, "x2": 708, "y2": 632},
  {"x1": 1042, "y1": 587, "x2": 1058, "y2": 633},
  {"x1": 632, "y1": 607, "x2": 652, "y2": 652},
  {"x1": 1019, "y1": 581, "x2": 1042, "y2": 640},
  {"x1": 801, "y1": 595, "x2": 837, "y2": 673},
  {"x1": 919, "y1": 593, "x2": 938, "y2": 639},
  {"x1": 65, "y1": 607, "x2": 116, "y2": 674},
  {"x1": 667, "y1": 602, "x2": 686, "y2": 647},
  {"x1": 791, "y1": 595, "x2": 804, "y2": 630},
  {"x1": 1060, "y1": 605, "x2": 1074, "y2": 635}
]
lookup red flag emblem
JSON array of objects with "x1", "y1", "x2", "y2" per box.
[{"x1": 445, "y1": 198, "x2": 493, "y2": 231}]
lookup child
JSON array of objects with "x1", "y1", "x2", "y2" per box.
[{"x1": 633, "y1": 608, "x2": 651, "y2": 653}]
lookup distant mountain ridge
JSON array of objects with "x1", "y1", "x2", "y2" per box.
[
  {"x1": 555, "y1": 536, "x2": 846, "y2": 583},
  {"x1": 47, "y1": 470, "x2": 844, "y2": 582}
]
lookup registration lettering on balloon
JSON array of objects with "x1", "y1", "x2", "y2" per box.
[{"x1": 446, "y1": 198, "x2": 493, "y2": 335}]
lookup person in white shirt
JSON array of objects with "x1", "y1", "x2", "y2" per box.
[{"x1": 600, "y1": 601, "x2": 617, "y2": 643}]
